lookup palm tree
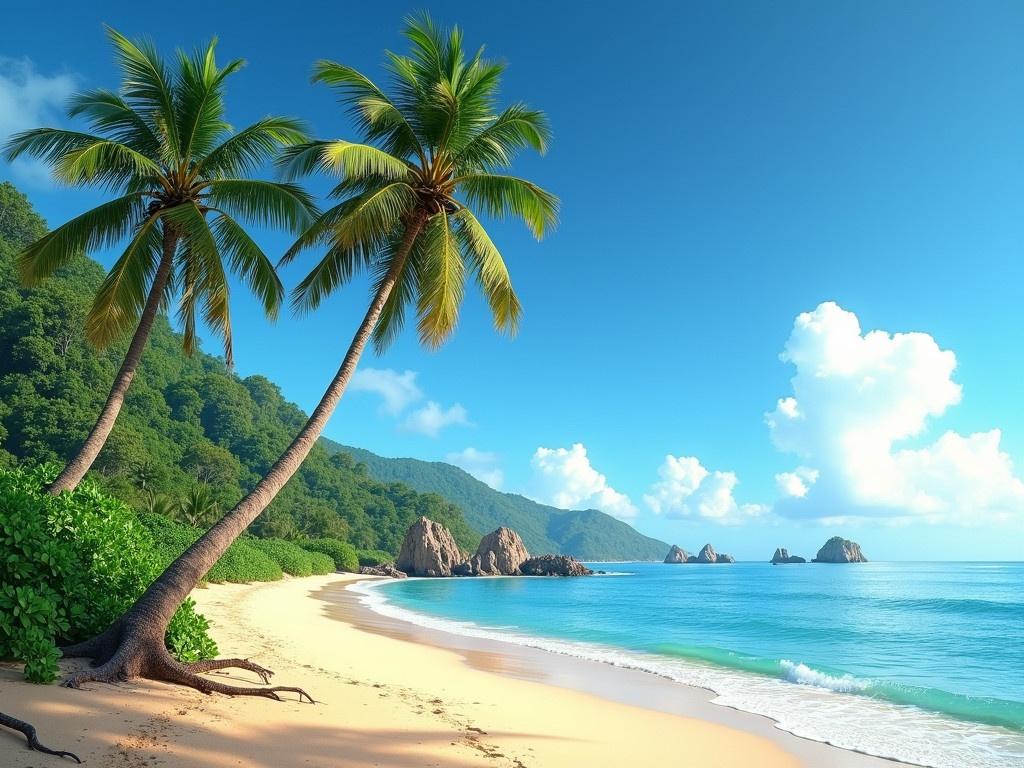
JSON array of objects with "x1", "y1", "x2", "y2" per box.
[
  {"x1": 3, "y1": 28, "x2": 315, "y2": 495},
  {"x1": 176, "y1": 484, "x2": 220, "y2": 528},
  {"x1": 59, "y1": 15, "x2": 558, "y2": 701}
]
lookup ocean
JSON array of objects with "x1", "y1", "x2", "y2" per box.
[{"x1": 351, "y1": 561, "x2": 1024, "y2": 767}]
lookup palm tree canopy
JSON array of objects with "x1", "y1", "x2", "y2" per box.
[
  {"x1": 278, "y1": 13, "x2": 559, "y2": 351},
  {"x1": 3, "y1": 28, "x2": 317, "y2": 365}
]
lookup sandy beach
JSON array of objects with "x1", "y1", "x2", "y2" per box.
[{"x1": 1, "y1": 574, "x2": 910, "y2": 767}]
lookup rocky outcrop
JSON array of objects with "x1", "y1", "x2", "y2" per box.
[
  {"x1": 812, "y1": 537, "x2": 867, "y2": 563},
  {"x1": 470, "y1": 527, "x2": 530, "y2": 575},
  {"x1": 693, "y1": 543, "x2": 733, "y2": 563},
  {"x1": 519, "y1": 555, "x2": 594, "y2": 576},
  {"x1": 771, "y1": 548, "x2": 806, "y2": 564},
  {"x1": 359, "y1": 564, "x2": 407, "y2": 578},
  {"x1": 696, "y1": 543, "x2": 717, "y2": 563},
  {"x1": 664, "y1": 545, "x2": 689, "y2": 563},
  {"x1": 395, "y1": 517, "x2": 465, "y2": 576}
]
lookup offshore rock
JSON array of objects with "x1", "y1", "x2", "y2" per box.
[
  {"x1": 812, "y1": 537, "x2": 868, "y2": 563},
  {"x1": 472, "y1": 527, "x2": 530, "y2": 575},
  {"x1": 519, "y1": 554, "x2": 593, "y2": 577},
  {"x1": 396, "y1": 517, "x2": 465, "y2": 576},
  {"x1": 664, "y1": 545, "x2": 689, "y2": 563},
  {"x1": 771, "y1": 548, "x2": 806, "y2": 564}
]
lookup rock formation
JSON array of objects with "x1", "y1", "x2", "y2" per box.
[
  {"x1": 395, "y1": 517, "x2": 466, "y2": 576},
  {"x1": 664, "y1": 545, "x2": 689, "y2": 563},
  {"x1": 812, "y1": 537, "x2": 867, "y2": 563},
  {"x1": 519, "y1": 554, "x2": 594, "y2": 576},
  {"x1": 470, "y1": 527, "x2": 530, "y2": 575},
  {"x1": 696, "y1": 543, "x2": 718, "y2": 563},
  {"x1": 692, "y1": 548, "x2": 733, "y2": 565},
  {"x1": 771, "y1": 548, "x2": 806, "y2": 564},
  {"x1": 359, "y1": 564, "x2": 407, "y2": 578}
]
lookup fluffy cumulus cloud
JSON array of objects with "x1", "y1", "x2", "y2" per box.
[
  {"x1": 645, "y1": 454, "x2": 765, "y2": 525},
  {"x1": 446, "y1": 447, "x2": 504, "y2": 489},
  {"x1": 351, "y1": 368, "x2": 423, "y2": 415},
  {"x1": 350, "y1": 368, "x2": 468, "y2": 437},
  {"x1": 403, "y1": 401, "x2": 470, "y2": 437},
  {"x1": 531, "y1": 443, "x2": 638, "y2": 519},
  {"x1": 0, "y1": 58, "x2": 75, "y2": 184},
  {"x1": 768, "y1": 302, "x2": 1024, "y2": 524}
]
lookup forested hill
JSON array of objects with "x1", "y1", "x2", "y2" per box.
[
  {"x1": 327, "y1": 442, "x2": 670, "y2": 561},
  {"x1": 0, "y1": 182, "x2": 477, "y2": 554}
]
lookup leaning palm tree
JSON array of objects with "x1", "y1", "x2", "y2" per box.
[
  {"x1": 58, "y1": 15, "x2": 557, "y2": 700},
  {"x1": 3, "y1": 28, "x2": 315, "y2": 495}
]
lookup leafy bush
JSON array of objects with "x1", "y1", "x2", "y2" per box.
[
  {"x1": 248, "y1": 538, "x2": 318, "y2": 576},
  {"x1": 299, "y1": 538, "x2": 357, "y2": 572},
  {"x1": 306, "y1": 551, "x2": 337, "y2": 575},
  {"x1": 137, "y1": 512, "x2": 282, "y2": 583},
  {"x1": 0, "y1": 465, "x2": 217, "y2": 682},
  {"x1": 357, "y1": 548, "x2": 395, "y2": 567}
]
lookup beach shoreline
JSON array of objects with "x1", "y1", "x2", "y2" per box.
[{"x1": 0, "y1": 573, "x2": 909, "y2": 767}]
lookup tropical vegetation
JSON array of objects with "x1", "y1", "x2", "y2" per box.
[{"x1": 2, "y1": 28, "x2": 315, "y2": 494}]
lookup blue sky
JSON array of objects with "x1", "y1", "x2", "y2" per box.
[{"x1": 2, "y1": 1, "x2": 1023, "y2": 560}]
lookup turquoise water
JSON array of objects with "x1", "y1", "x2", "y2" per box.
[{"x1": 354, "y1": 562, "x2": 1024, "y2": 767}]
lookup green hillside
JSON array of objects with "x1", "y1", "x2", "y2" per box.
[
  {"x1": 0, "y1": 182, "x2": 477, "y2": 554},
  {"x1": 327, "y1": 442, "x2": 669, "y2": 561}
]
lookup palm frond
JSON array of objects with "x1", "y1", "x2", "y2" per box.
[
  {"x1": 84, "y1": 215, "x2": 163, "y2": 348},
  {"x1": 174, "y1": 37, "x2": 241, "y2": 162},
  {"x1": 453, "y1": 208, "x2": 521, "y2": 335},
  {"x1": 415, "y1": 210, "x2": 464, "y2": 348},
  {"x1": 67, "y1": 89, "x2": 162, "y2": 157},
  {"x1": 454, "y1": 104, "x2": 550, "y2": 171},
  {"x1": 15, "y1": 193, "x2": 147, "y2": 285},
  {"x1": 204, "y1": 179, "x2": 317, "y2": 234},
  {"x1": 287, "y1": 185, "x2": 415, "y2": 312},
  {"x1": 456, "y1": 173, "x2": 559, "y2": 239},
  {"x1": 211, "y1": 212, "x2": 284, "y2": 319},
  {"x1": 162, "y1": 201, "x2": 234, "y2": 364},
  {"x1": 54, "y1": 138, "x2": 163, "y2": 189},
  {"x1": 202, "y1": 116, "x2": 309, "y2": 177},
  {"x1": 105, "y1": 26, "x2": 180, "y2": 162},
  {"x1": 312, "y1": 61, "x2": 424, "y2": 161},
  {"x1": 370, "y1": 232, "x2": 422, "y2": 353}
]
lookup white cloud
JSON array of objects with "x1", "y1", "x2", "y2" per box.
[
  {"x1": 404, "y1": 401, "x2": 470, "y2": 437},
  {"x1": 351, "y1": 368, "x2": 423, "y2": 415},
  {"x1": 768, "y1": 302, "x2": 1024, "y2": 524},
  {"x1": 775, "y1": 466, "x2": 819, "y2": 498},
  {"x1": 531, "y1": 443, "x2": 637, "y2": 519},
  {"x1": 446, "y1": 447, "x2": 504, "y2": 489},
  {"x1": 0, "y1": 58, "x2": 75, "y2": 185},
  {"x1": 645, "y1": 454, "x2": 765, "y2": 524}
]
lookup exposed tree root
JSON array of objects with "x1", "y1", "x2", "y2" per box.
[
  {"x1": 0, "y1": 711, "x2": 81, "y2": 763},
  {"x1": 59, "y1": 626, "x2": 312, "y2": 704},
  {"x1": 183, "y1": 657, "x2": 275, "y2": 684}
]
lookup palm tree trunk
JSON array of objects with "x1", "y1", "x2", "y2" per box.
[
  {"x1": 60, "y1": 212, "x2": 427, "y2": 698},
  {"x1": 47, "y1": 226, "x2": 178, "y2": 495}
]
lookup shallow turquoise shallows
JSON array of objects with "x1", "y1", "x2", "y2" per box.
[{"x1": 356, "y1": 562, "x2": 1024, "y2": 768}]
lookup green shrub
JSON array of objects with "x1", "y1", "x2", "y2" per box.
[
  {"x1": 0, "y1": 465, "x2": 217, "y2": 682},
  {"x1": 248, "y1": 538, "x2": 317, "y2": 576},
  {"x1": 299, "y1": 538, "x2": 357, "y2": 572},
  {"x1": 306, "y1": 551, "x2": 337, "y2": 575},
  {"x1": 136, "y1": 513, "x2": 282, "y2": 583},
  {"x1": 357, "y1": 548, "x2": 395, "y2": 567}
]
